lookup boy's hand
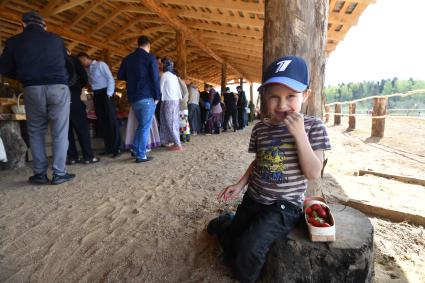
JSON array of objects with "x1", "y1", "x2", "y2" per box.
[
  {"x1": 284, "y1": 112, "x2": 306, "y2": 139},
  {"x1": 217, "y1": 184, "x2": 243, "y2": 202}
]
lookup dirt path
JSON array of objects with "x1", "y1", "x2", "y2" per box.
[{"x1": 0, "y1": 118, "x2": 423, "y2": 282}]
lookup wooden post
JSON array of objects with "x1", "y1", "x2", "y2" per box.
[
  {"x1": 239, "y1": 77, "x2": 243, "y2": 91},
  {"x1": 371, "y1": 97, "x2": 387, "y2": 138},
  {"x1": 348, "y1": 103, "x2": 356, "y2": 130},
  {"x1": 221, "y1": 63, "x2": 227, "y2": 94},
  {"x1": 325, "y1": 105, "x2": 330, "y2": 123},
  {"x1": 175, "y1": 30, "x2": 187, "y2": 79},
  {"x1": 263, "y1": 0, "x2": 328, "y2": 118},
  {"x1": 0, "y1": 29, "x2": 3, "y2": 83},
  {"x1": 102, "y1": 49, "x2": 110, "y2": 67},
  {"x1": 249, "y1": 83, "x2": 254, "y2": 103},
  {"x1": 334, "y1": 104, "x2": 341, "y2": 125}
]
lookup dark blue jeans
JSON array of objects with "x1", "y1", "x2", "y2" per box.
[
  {"x1": 131, "y1": 98, "x2": 156, "y2": 159},
  {"x1": 219, "y1": 194, "x2": 302, "y2": 283}
]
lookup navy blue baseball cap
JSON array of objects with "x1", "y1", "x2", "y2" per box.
[{"x1": 259, "y1": 55, "x2": 309, "y2": 92}]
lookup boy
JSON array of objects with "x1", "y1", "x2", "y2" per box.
[{"x1": 209, "y1": 55, "x2": 331, "y2": 283}]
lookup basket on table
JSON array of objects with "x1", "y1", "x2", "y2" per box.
[{"x1": 11, "y1": 93, "x2": 25, "y2": 114}]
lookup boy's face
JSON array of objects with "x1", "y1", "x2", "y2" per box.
[{"x1": 265, "y1": 84, "x2": 309, "y2": 123}]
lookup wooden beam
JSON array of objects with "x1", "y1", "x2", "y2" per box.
[
  {"x1": 41, "y1": 0, "x2": 90, "y2": 16},
  {"x1": 161, "y1": 0, "x2": 263, "y2": 14},
  {"x1": 69, "y1": 0, "x2": 103, "y2": 28},
  {"x1": 116, "y1": 26, "x2": 171, "y2": 42},
  {"x1": 221, "y1": 63, "x2": 227, "y2": 93},
  {"x1": 191, "y1": 23, "x2": 262, "y2": 38},
  {"x1": 142, "y1": 0, "x2": 251, "y2": 81},
  {"x1": 86, "y1": 6, "x2": 126, "y2": 36},
  {"x1": 0, "y1": 6, "x2": 127, "y2": 57},
  {"x1": 200, "y1": 32, "x2": 263, "y2": 47},
  {"x1": 176, "y1": 10, "x2": 263, "y2": 28}
]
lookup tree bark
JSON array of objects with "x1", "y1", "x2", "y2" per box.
[
  {"x1": 263, "y1": 0, "x2": 328, "y2": 118},
  {"x1": 176, "y1": 30, "x2": 187, "y2": 79},
  {"x1": 261, "y1": 204, "x2": 374, "y2": 283}
]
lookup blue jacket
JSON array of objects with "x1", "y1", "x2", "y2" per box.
[
  {"x1": 0, "y1": 24, "x2": 68, "y2": 87},
  {"x1": 117, "y1": 48, "x2": 161, "y2": 103}
]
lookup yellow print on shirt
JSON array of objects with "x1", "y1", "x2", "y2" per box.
[{"x1": 257, "y1": 143, "x2": 293, "y2": 183}]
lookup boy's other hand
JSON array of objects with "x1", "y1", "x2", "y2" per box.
[
  {"x1": 284, "y1": 112, "x2": 306, "y2": 138},
  {"x1": 217, "y1": 184, "x2": 243, "y2": 202}
]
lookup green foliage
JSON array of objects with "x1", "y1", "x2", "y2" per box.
[{"x1": 324, "y1": 78, "x2": 425, "y2": 110}]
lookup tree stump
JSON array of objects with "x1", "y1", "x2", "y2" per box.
[
  {"x1": 261, "y1": 204, "x2": 374, "y2": 283},
  {"x1": 0, "y1": 120, "x2": 27, "y2": 170}
]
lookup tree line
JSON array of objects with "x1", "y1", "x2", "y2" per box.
[{"x1": 324, "y1": 78, "x2": 425, "y2": 110}]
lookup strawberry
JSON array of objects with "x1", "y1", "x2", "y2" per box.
[
  {"x1": 311, "y1": 204, "x2": 321, "y2": 211},
  {"x1": 305, "y1": 207, "x2": 312, "y2": 215}
]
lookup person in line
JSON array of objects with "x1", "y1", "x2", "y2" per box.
[
  {"x1": 222, "y1": 87, "x2": 238, "y2": 132},
  {"x1": 65, "y1": 49, "x2": 99, "y2": 165},
  {"x1": 159, "y1": 59, "x2": 183, "y2": 151},
  {"x1": 78, "y1": 52, "x2": 122, "y2": 158},
  {"x1": 208, "y1": 55, "x2": 331, "y2": 283},
  {"x1": 199, "y1": 84, "x2": 211, "y2": 133},
  {"x1": 177, "y1": 74, "x2": 190, "y2": 143},
  {"x1": 187, "y1": 82, "x2": 201, "y2": 135},
  {"x1": 236, "y1": 85, "x2": 248, "y2": 130},
  {"x1": 0, "y1": 11, "x2": 75, "y2": 185},
  {"x1": 117, "y1": 36, "x2": 161, "y2": 163}
]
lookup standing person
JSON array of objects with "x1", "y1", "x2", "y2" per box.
[
  {"x1": 65, "y1": 50, "x2": 99, "y2": 165},
  {"x1": 199, "y1": 84, "x2": 211, "y2": 133},
  {"x1": 222, "y1": 87, "x2": 238, "y2": 132},
  {"x1": 0, "y1": 11, "x2": 75, "y2": 185},
  {"x1": 159, "y1": 59, "x2": 183, "y2": 151},
  {"x1": 177, "y1": 75, "x2": 190, "y2": 143},
  {"x1": 208, "y1": 55, "x2": 331, "y2": 283},
  {"x1": 117, "y1": 36, "x2": 160, "y2": 163},
  {"x1": 187, "y1": 82, "x2": 201, "y2": 135},
  {"x1": 236, "y1": 85, "x2": 248, "y2": 130},
  {"x1": 78, "y1": 52, "x2": 122, "y2": 158}
]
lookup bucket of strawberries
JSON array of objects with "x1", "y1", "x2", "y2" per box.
[{"x1": 304, "y1": 197, "x2": 335, "y2": 242}]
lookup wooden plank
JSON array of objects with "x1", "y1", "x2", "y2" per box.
[
  {"x1": 86, "y1": 6, "x2": 126, "y2": 36},
  {"x1": 334, "y1": 104, "x2": 341, "y2": 125},
  {"x1": 191, "y1": 23, "x2": 262, "y2": 38},
  {"x1": 345, "y1": 199, "x2": 425, "y2": 227},
  {"x1": 175, "y1": 30, "x2": 187, "y2": 79},
  {"x1": 176, "y1": 10, "x2": 263, "y2": 28},
  {"x1": 42, "y1": 0, "x2": 90, "y2": 16},
  {"x1": 358, "y1": 169, "x2": 425, "y2": 187}
]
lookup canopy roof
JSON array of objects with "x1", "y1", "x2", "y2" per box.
[{"x1": 0, "y1": 0, "x2": 375, "y2": 85}]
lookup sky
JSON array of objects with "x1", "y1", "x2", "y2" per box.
[{"x1": 325, "y1": 0, "x2": 425, "y2": 86}]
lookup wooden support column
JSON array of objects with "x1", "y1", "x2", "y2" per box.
[
  {"x1": 371, "y1": 97, "x2": 387, "y2": 138},
  {"x1": 334, "y1": 104, "x2": 341, "y2": 125},
  {"x1": 249, "y1": 83, "x2": 254, "y2": 103},
  {"x1": 0, "y1": 30, "x2": 3, "y2": 83},
  {"x1": 102, "y1": 49, "x2": 110, "y2": 67},
  {"x1": 221, "y1": 63, "x2": 227, "y2": 94},
  {"x1": 239, "y1": 77, "x2": 243, "y2": 90},
  {"x1": 325, "y1": 105, "x2": 330, "y2": 123},
  {"x1": 175, "y1": 30, "x2": 187, "y2": 79},
  {"x1": 348, "y1": 103, "x2": 356, "y2": 130},
  {"x1": 262, "y1": 0, "x2": 329, "y2": 118}
]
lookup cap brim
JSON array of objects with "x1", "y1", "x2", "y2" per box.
[{"x1": 259, "y1": 77, "x2": 307, "y2": 92}]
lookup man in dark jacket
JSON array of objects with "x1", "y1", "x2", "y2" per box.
[
  {"x1": 236, "y1": 85, "x2": 248, "y2": 130},
  {"x1": 223, "y1": 87, "x2": 238, "y2": 132},
  {"x1": 0, "y1": 11, "x2": 75, "y2": 185},
  {"x1": 117, "y1": 35, "x2": 161, "y2": 163},
  {"x1": 66, "y1": 50, "x2": 99, "y2": 165}
]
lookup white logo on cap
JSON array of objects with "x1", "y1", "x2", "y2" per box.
[{"x1": 275, "y1": 60, "x2": 292, "y2": 73}]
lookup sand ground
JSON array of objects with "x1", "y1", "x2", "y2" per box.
[{"x1": 0, "y1": 117, "x2": 424, "y2": 283}]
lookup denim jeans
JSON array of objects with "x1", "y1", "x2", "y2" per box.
[
  {"x1": 131, "y1": 98, "x2": 156, "y2": 159},
  {"x1": 218, "y1": 194, "x2": 302, "y2": 283}
]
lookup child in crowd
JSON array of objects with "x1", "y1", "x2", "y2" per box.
[{"x1": 208, "y1": 55, "x2": 331, "y2": 283}]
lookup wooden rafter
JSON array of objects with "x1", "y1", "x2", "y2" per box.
[
  {"x1": 86, "y1": 5, "x2": 126, "y2": 36},
  {"x1": 41, "y1": 0, "x2": 90, "y2": 17},
  {"x1": 69, "y1": 0, "x2": 103, "y2": 28},
  {"x1": 142, "y1": 0, "x2": 252, "y2": 81},
  {"x1": 160, "y1": 0, "x2": 263, "y2": 14},
  {"x1": 176, "y1": 9, "x2": 263, "y2": 28},
  {"x1": 191, "y1": 23, "x2": 262, "y2": 38}
]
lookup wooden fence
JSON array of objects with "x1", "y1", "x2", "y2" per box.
[{"x1": 324, "y1": 90, "x2": 425, "y2": 138}]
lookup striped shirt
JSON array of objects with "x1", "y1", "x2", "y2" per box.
[{"x1": 247, "y1": 117, "x2": 331, "y2": 207}]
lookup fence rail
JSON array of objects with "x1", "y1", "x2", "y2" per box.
[{"x1": 324, "y1": 90, "x2": 425, "y2": 137}]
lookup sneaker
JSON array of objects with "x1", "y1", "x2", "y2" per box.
[
  {"x1": 51, "y1": 173, "x2": 76, "y2": 185},
  {"x1": 135, "y1": 156, "x2": 154, "y2": 163},
  {"x1": 28, "y1": 173, "x2": 49, "y2": 185},
  {"x1": 207, "y1": 212, "x2": 235, "y2": 236},
  {"x1": 111, "y1": 149, "x2": 122, "y2": 158}
]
